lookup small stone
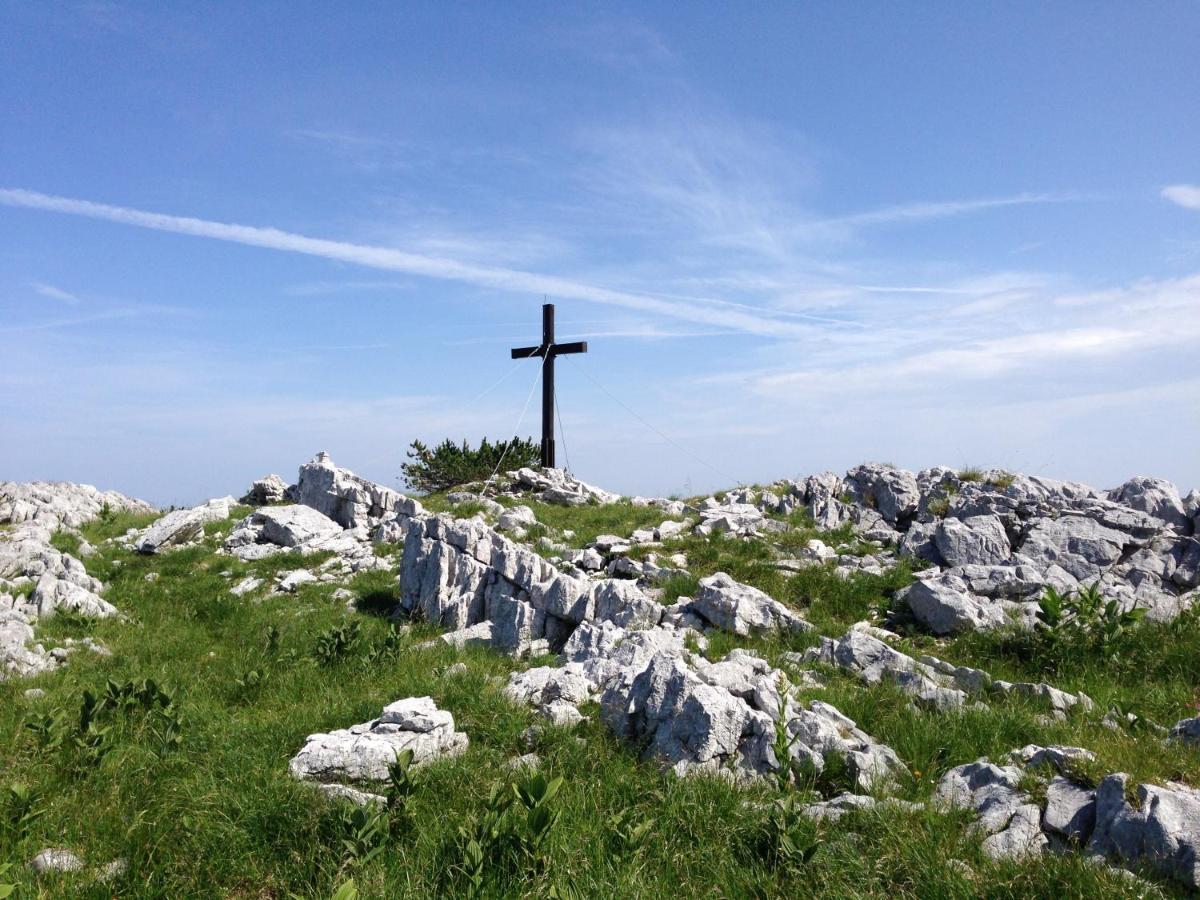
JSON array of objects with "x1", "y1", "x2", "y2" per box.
[
  {"x1": 29, "y1": 847, "x2": 84, "y2": 874},
  {"x1": 96, "y1": 858, "x2": 129, "y2": 883}
]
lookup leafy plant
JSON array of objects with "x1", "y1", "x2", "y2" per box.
[
  {"x1": 0, "y1": 861, "x2": 15, "y2": 899},
  {"x1": 23, "y1": 712, "x2": 63, "y2": 750},
  {"x1": 313, "y1": 622, "x2": 361, "y2": 666},
  {"x1": 329, "y1": 879, "x2": 358, "y2": 900},
  {"x1": 455, "y1": 772, "x2": 565, "y2": 896},
  {"x1": 338, "y1": 804, "x2": 389, "y2": 866},
  {"x1": 758, "y1": 795, "x2": 822, "y2": 871},
  {"x1": 385, "y1": 749, "x2": 417, "y2": 831},
  {"x1": 2, "y1": 783, "x2": 45, "y2": 846},
  {"x1": 233, "y1": 668, "x2": 269, "y2": 701},
  {"x1": 1036, "y1": 584, "x2": 1147, "y2": 661},
  {"x1": 457, "y1": 782, "x2": 516, "y2": 897},
  {"x1": 401, "y1": 436, "x2": 540, "y2": 494},
  {"x1": 608, "y1": 808, "x2": 655, "y2": 859},
  {"x1": 770, "y1": 716, "x2": 801, "y2": 791},
  {"x1": 513, "y1": 772, "x2": 563, "y2": 864},
  {"x1": 71, "y1": 689, "x2": 113, "y2": 771},
  {"x1": 365, "y1": 624, "x2": 406, "y2": 666}
]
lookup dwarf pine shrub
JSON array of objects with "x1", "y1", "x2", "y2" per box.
[{"x1": 401, "y1": 437, "x2": 540, "y2": 493}]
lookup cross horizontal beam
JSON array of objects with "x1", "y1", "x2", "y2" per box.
[{"x1": 510, "y1": 340, "x2": 587, "y2": 359}]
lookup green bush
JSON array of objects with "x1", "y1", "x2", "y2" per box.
[{"x1": 400, "y1": 437, "x2": 541, "y2": 493}]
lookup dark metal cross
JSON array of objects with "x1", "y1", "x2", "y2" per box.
[{"x1": 510, "y1": 303, "x2": 587, "y2": 468}]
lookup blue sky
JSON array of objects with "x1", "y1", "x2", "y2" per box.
[{"x1": 2, "y1": 3, "x2": 1199, "y2": 505}]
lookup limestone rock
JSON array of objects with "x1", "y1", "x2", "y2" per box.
[
  {"x1": 692, "y1": 572, "x2": 811, "y2": 636},
  {"x1": 29, "y1": 573, "x2": 118, "y2": 619},
  {"x1": 812, "y1": 630, "x2": 966, "y2": 710},
  {"x1": 509, "y1": 467, "x2": 620, "y2": 506},
  {"x1": 936, "y1": 759, "x2": 1047, "y2": 859},
  {"x1": 898, "y1": 573, "x2": 1008, "y2": 635},
  {"x1": 1108, "y1": 476, "x2": 1190, "y2": 531},
  {"x1": 1087, "y1": 774, "x2": 1200, "y2": 890},
  {"x1": 315, "y1": 782, "x2": 387, "y2": 806},
  {"x1": 843, "y1": 464, "x2": 921, "y2": 526},
  {"x1": 295, "y1": 451, "x2": 416, "y2": 528},
  {"x1": 240, "y1": 474, "x2": 290, "y2": 506},
  {"x1": 2, "y1": 481, "x2": 147, "y2": 681},
  {"x1": 1169, "y1": 716, "x2": 1200, "y2": 747},
  {"x1": 599, "y1": 649, "x2": 902, "y2": 787},
  {"x1": 253, "y1": 504, "x2": 344, "y2": 547},
  {"x1": 29, "y1": 847, "x2": 85, "y2": 874},
  {"x1": 935, "y1": 515, "x2": 1011, "y2": 566},
  {"x1": 289, "y1": 696, "x2": 468, "y2": 784},
  {"x1": 1018, "y1": 515, "x2": 1136, "y2": 582},
  {"x1": 497, "y1": 505, "x2": 537, "y2": 532},
  {"x1": 136, "y1": 497, "x2": 234, "y2": 554},
  {"x1": 1043, "y1": 776, "x2": 1096, "y2": 842}
]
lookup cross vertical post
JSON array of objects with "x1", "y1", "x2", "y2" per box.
[
  {"x1": 541, "y1": 302, "x2": 555, "y2": 469},
  {"x1": 510, "y1": 302, "x2": 587, "y2": 469}
]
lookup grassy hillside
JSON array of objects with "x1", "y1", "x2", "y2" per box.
[{"x1": 1, "y1": 504, "x2": 1196, "y2": 898}]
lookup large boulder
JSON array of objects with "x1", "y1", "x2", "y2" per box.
[
  {"x1": 936, "y1": 760, "x2": 1048, "y2": 860},
  {"x1": 599, "y1": 649, "x2": 903, "y2": 788},
  {"x1": 809, "y1": 630, "x2": 966, "y2": 711},
  {"x1": 843, "y1": 464, "x2": 921, "y2": 527},
  {"x1": 288, "y1": 697, "x2": 468, "y2": 784},
  {"x1": 935, "y1": 515, "x2": 1011, "y2": 566},
  {"x1": 1, "y1": 481, "x2": 154, "y2": 529},
  {"x1": 240, "y1": 474, "x2": 290, "y2": 506},
  {"x1": 692, "y1": 572, "x2": 811, "y2": 637},
  {"x1": 1042, "y1": 775, "x2": 1096, "y2": 842},
  {"x1": 1087, "y1": 775, "x2": 1200, "y2": 890},
  {"x1": 295, "y1": 452, "x2": 413, "y2": 529},
  {"x1": 1108, "y1": 477, "x2": 1190, "y2": 531},
  {"x1": 135, "y1": 497, "x2": 234, "y2": 554},
  {"x1": 29, "y1": 574, "x2": 118, "y2": 620},
  {"x1": 1016, "y1": 515, "x2": 1134, "y2": 582},
  {"x1": 897, "y1": 572, "x2": 1008, "y2": 635},
  {"x1": 254, "y1": 505, "x2": 344, "y2": 547}
]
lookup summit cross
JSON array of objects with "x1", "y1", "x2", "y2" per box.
[{"x1": 510, "y1": 303, "x2": 587, "y2": 468}]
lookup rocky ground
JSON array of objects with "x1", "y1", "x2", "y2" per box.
[{"x1": 1, "y1": 455, "x2": 1197, "y2": 897}]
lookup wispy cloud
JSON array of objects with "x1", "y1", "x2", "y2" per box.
[
  {"x1": 283, "y1": 280, "x2": 413, "y2": 297},
  {"x1": 0, "y1": 187, "x2": 816, "y2": 338},
  {"x1": 719, "y1": 273, "x2": 1200, "y2": 396},
  {"x1": 0, "y1": 308, "x2": 142, "y2": 333},
  {"x1": 30, "y1": 281, "x2": 80, "y2": 304},
  {"x1": 822, "y1": 193, "x2": 1075, "y2": 228},
  {"x1": 1162, "y1": 184, "x2": 1200, "y2": 210}
]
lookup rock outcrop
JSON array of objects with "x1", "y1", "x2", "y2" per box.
[
  {"x1": 1, "y1": 481, "x2": 152, "y2": 680},
  {"x1": 506, "y1": 467, "x2": 621, "y2": 506},
  {"x1": 759, "y1": 464, "x2": 1197, "y2": 634},
  {"x1": 294, "y1": 451, "x2": 410, "y2": 529},
  {"x1": 938, "y1": 746, "x2": 1200, "y2": 891}
]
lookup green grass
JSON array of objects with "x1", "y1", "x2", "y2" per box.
[{"x1": 1, "y1": 510, "x2": 1197, "y2": 898}]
